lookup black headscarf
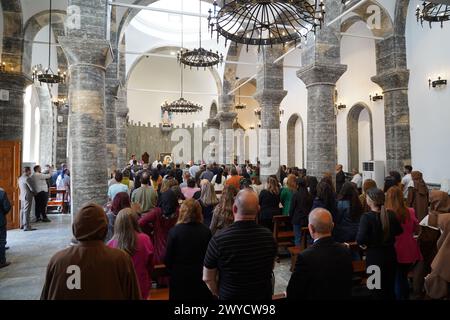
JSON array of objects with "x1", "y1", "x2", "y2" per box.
[{"x1": 159, "y1": 189, "x2": 178, "y2": 218}]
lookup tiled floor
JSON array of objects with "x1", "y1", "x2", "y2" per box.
[
  {"x1": 0, "y1": 215, "x2": 292, "y2": 300},
  {"x1": 0, "y1": 214, "x2": 72, "y2": 300}
]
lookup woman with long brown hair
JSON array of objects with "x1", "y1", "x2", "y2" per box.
[
  {"x1": 165, "y1": 199, "x2": 213, "y2": 300},
  {"x1": 198, "y1": 180, "x2": 219, "y2": 227},
  {"x1": 258, "y1": 176, "x2": 281, "y2": 231},
  {"x1": 335, "y1": 182, "x2": 363, "y2": 243},
  {"x1": 210, "y1": 185, "x2": 238, "y2": 235},
  {"x1": 108, "y1": 208, "x2": 154, "y2": 299},
  {"x1": 356, "y1": 188, "x2": 402, "y2": 300},
  {"x1": 280, "y1": 174, "x2": 298, "y2": 216},
  {"x1": 360, "y1": 179, "x2": 377, "y2": 213},
  {"x1": 385, "y1": 186, "x2": 422, "y2": 300}
]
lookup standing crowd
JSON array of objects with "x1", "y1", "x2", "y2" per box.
[{"x1": 4, "y1": 153, "x2": 448, "y2": 300}]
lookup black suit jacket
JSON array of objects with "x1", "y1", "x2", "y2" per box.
[{"x1": 287, "y1": 236, "x2": 353, "y2": 300}]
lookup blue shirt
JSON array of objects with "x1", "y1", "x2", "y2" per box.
[{"x1": 108, "y1": 183, "x2": 129, "y2": 201}]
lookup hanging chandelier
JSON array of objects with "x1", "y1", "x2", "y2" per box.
[
  {"x1": 234, "y1": 77, "x2": 246, "y2": 110},
  {"x1": 32, "y1": 0, "x2": 66, "y2": 85},
  {"x1": 162, "y1": 0, "x2": 203, "y2": 114},
  {"x1": 416, "y1": 1, "x2": 450, "y2": 28},
  {"x1": 178, "y1": 0, "x2": 223, "y2": 69},
  {"x1": 208, "y1": 0, "x2": 325, "y2": 49}
]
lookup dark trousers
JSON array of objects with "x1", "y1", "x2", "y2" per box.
[
  {"x1": 35, "y1": 191, "x2": 48, "y2": 219},
  {"x1": 396, "y1": 263, "x2": 412, "y2": 300},
  {"x1": 0, "y1": 223, "x2": 6, "y2": 264}
]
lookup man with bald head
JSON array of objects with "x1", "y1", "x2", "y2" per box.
[
  {"x1": 287, "y1": 208, "x2": 353, "y2": 300},
  {"x1": 203, "y1": 188, "x2": 277, "y2": 300}
]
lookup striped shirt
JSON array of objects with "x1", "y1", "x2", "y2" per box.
[{"x1": 204, "y1": 220, "x2": 277, "y2": 300}]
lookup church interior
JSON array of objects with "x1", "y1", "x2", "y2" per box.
[{"x1": 0, "y1": 0, "x2": 449, "y2": 302}]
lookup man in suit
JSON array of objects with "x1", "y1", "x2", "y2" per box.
[
  {"x1": 18, "y1": 167, "x2": 37, "y2": 231},
  {"x1": 287, "y1": 208, "x2": 353, "y2": 300},
  {"x1": 336, "y1": 164, "x2": 346, "y2": 194}
]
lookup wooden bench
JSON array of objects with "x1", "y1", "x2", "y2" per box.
[{"x1": 272, "y1": 215, "x2": 294, "y2": 250}]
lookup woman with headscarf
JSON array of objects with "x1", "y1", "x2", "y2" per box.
[
  {"x1": 138, "y1": 188, "x2": 179, "y2": 286},
  {"x1": 425, "y1": 214, "x2": 450, "y2": 299},
  {"x1": 407, "y1": 171, "x2": 429, "y2": 221},
  {"x1": 41, "y1": 203, "x2": 141, "y2": 300},
  {"x1": 413, "y1": 190, "x2": 450, "y2": 299}
]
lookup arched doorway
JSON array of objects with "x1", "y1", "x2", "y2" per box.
[
  {"x1": 347, "y1": 103, "x2": 374, "y2": 172},
  {"x1": 287, "y1": 113, "x2": 304, "y2": 168}
]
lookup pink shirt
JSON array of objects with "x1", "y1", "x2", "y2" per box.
[
  {"x1": 181, "y1": 187, "x2": 200, "y2": 200},
  {"x1": 108, "y1": 232, "x2": 154, "y2": 299},
  {"x1": 395, "y1": 208, "x2": 423, "y2": 264}
]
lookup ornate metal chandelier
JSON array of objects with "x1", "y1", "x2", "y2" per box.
[
  {"x1": 32, "y1": 0, "x2": 66, "y2": 85},
  {"x1": 234, "y1": 77, "x2": 246, "y2": 110},
  {"x1": 416, "y1": 1, "x2": 450, "y2": 28},
  {"x1": 208, "y1": 0, "x2": 325, "y2": 49},
  {"x1": 162, "y1": 1, "x2": 203, "y2": 115},
  {"x1": 178, "y1": 0, "x2": 223, "y2": 69}
]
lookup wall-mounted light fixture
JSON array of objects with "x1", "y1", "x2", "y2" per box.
[
  {"x1": 429, "y1": 76, "x2": 447, "y2": 88},
  {"x1": 336, "y1": 103, "x2": 346, "y2": 111},
  {"x1": 370, "y1": 94, "x2": 383, "y2": 102},
  {"x1": 0, "y1": 61, "x2": 16, "y2": 73},
  {"x1": 249, "y1": 125, "x2": 255, "y2": 130}
]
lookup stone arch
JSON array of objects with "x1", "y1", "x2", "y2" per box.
[
  {"x1": 1, "y1": 0, "x2": 23, "y2": 68},
  {"x1": 287, "y1": 113, "x2": 305, "y2": 169},
  {"x1": 347, "y1": 103, "x2": 374, "y2": 171},
  {"x1": 22, "y1": 9, "x2": 67, "y2": 74},
  {"x1": 126, "y1": 45, "x2": 222, "y2": 95},
  {"x1": 340, "y1": 0, "x2": 394, "y2": 38}
]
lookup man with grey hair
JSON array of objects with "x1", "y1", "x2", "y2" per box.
[
  {"x1": 287, "y1": 208, "x2": 353, "y2": 300},
  {"x1": 203, "y1": 188, "x2": 277, "y2": 300}
]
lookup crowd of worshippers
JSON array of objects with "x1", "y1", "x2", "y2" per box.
[{"x1": 38, "y1": 157, "x2": 450, "y2": 301}]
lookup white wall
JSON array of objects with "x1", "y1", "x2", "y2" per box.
[
  {"x1": 406, "y1": 0, "x2": 450, "y2": 184},
  {"x1": 336, "y1": 21, "x2": 384, "y2": 172},
  {"x1": 127, "y1": 54, "x2": 218, "y2": 126}
]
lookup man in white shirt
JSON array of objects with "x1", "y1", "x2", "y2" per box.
[
  {"x1": 401, "y1": 165, "x2": 413, "y2": 199},
  {"x1": 31, "y1": 165, "x2": 52, "y2": 223},
  {"x1": 350, "y1": 168, "x2": 363, "y2": 191}
]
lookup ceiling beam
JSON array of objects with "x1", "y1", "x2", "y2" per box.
[{"x1": 109, "y1": 1, "x2": 210, "y2": 18}]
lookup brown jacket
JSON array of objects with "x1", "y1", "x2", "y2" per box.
[
  {"x1": 407, "y1": 171, "x2": 429, "y2": 221},
  {"x1": 40, "y1": 204, "x2": 141, "y2": 300}
]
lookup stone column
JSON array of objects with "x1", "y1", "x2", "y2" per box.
[
  {"x1": 297, "y1": 0, "x2": 347, "y2": 179},
  {"x1": 0, "y1": 73, "x2": 32, "y2": 141},
  {"x1": 36, "y1": 86, "x2": 54, "y2": 166},
  {"x1": 59, "y1": 0, "x2": 112, "y2": 214},
  {"x1": 372, "y1": 35, "x2": 412, "y2": 173},
  {"x1": 115, "y1": 86, "x2": 129, "y2": 169},
  {"x1": 217, "y1": 110, "x2": 237, "y2": 165},
  {"x1": 253, "y1": 46, "x2": 287, "y2": 180},
  {"x1": 105, "y1": 6, "x2": 119, "y2": 174}
]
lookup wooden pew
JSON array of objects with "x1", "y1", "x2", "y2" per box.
[{"x1": 272, "y1": 215, "x2": 294, "y2": 250}]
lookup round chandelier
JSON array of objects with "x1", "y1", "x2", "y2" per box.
[
  {"x1": 208, "y1": 0, "x2": 325, "y2": 49},
  {"x1": 178, "y1": 0, "x2": 223, "y2": 69},
  {"x1": 32, "y1": 0, "x2": 66, "y2": 85},
  {"x1": 162, "y1": 0, "x2": 203, "y2": 115},
  {"x1": 161, "y1": 98, "x2": 203, "y2": 114},
  {"x1": 234, "y1": 77, "x2": 246, "y2": 110},
  {"x1": 416, "y1": 1, "x2": 450, "y2": 28}
]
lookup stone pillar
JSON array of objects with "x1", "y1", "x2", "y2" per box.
[
  {"x1": 115, "y1": 86, "x2": 129, "y2": 169},
  {"x1": 253, "y1": 46, "x2": 287, "y2": 180},
  {"x1": 59, "y1": 0, "x2": 112, "y2": 214},
  {"x1": 105, "y1": 6, "x2": 119, "y2": 174},
  {"x1": 36, "y1": 86, "x2": 54, "y2": 166},
  {"x1": 217, "y1": 110, "x2": 237, "y2": 165},
  {"x1": 297, "y1": 0, "x2": 347, "y2": 179},
  {"x1": 0, "y1": 73, "x2": 32, "y2": 141},
  {"x1": 372, "y1": 35, "x2": 411, "y2": 173}
]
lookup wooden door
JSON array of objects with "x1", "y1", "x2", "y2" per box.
[{"x1": 0, "y1": 141, "x2": 21, "y2": 229}]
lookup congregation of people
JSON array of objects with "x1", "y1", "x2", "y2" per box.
[{"x1": 6, "y1": 152, "x2": 447, "y2": 301}]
